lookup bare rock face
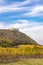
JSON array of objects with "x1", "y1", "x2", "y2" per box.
[{"x1": 0, "y1": 29, "x2": 38, "y2": 47}]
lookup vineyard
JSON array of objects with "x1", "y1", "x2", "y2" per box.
[{"x1": 0, "y1": 45, "x2": 43, "y2": 62}]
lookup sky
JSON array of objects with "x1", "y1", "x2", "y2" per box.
[{"x1": 0, "y1": 0, "x2": 43, "y2": 45}]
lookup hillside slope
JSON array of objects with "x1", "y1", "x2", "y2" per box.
[{"x1": 0, "y1": 29, "x2": 38, "y2": 47}]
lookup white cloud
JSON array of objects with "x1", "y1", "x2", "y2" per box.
[
  {"x1": 12, "y1": 0, "x2": 31, "y2": 7},
  {"x1": 8, "y1": 20, "x2": 41, "y2": 29},
  {"x1": 17, "y1": 0, "x2": 41, "y2": 7},
  {"x1": 0, "y1": 5, "x2": 29, "y2": 13},
  {"x1": 0, "y1": 22, "x2": 5, "y2": 29},
  {"x1": 0, "y1": 0, "x2": 41, "y2": 13},
  {"x1": 23, "y1": 5, "x2": 43, "y2": 17},
  {"x1": 0, "y1": 0, "x2": 31, "y2": 13},
  {"x1": 8, "y1": 20, "x2": 28, "y2": 29}
]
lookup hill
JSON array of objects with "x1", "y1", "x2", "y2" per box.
[{"x1": 0, "y1": 29, "x2": 38, "y2": 47}]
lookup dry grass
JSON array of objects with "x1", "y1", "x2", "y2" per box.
[{"x1": 0, "y1": 59, "x2": 43, "y2": 65}]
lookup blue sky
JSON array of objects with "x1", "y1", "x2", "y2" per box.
[{"x1": 0, "y1": 0, "x2": 43, "y2": 45}]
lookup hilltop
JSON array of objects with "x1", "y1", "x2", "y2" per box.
[{"x1": 0, "y1": 28, "x2": 38, "y2": 47}]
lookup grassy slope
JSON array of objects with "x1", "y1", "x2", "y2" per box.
[
  {"x1": 0, "y1": 29, "x2": 38, "y2": 47},
  {"x1": 0, "y1": 59, "x2": 43, "y2": 65}
]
